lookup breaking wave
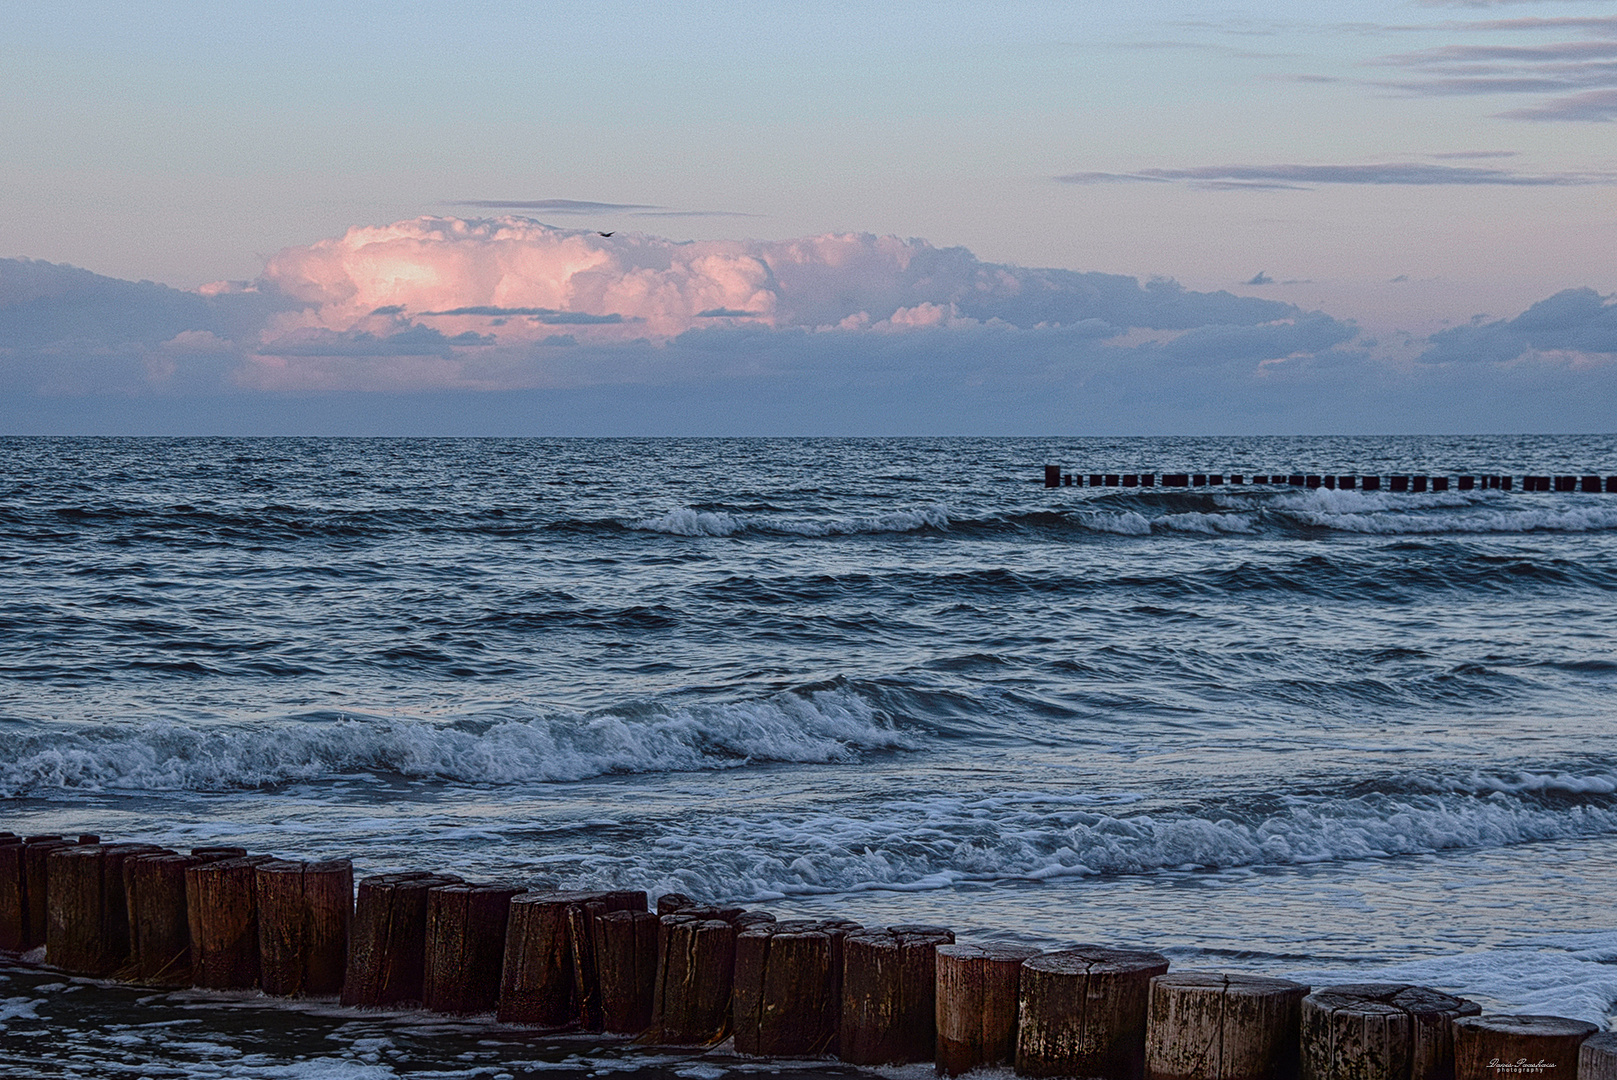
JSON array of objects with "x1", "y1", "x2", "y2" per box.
[{"x1": 0, "y1": 686, "x2": 915, "y2": 795}]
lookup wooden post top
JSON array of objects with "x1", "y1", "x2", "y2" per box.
[
  {"x1": 1024, "y1": 945, "x2": 1170, "y2": 975},
  {"x1": 1454, "y1": 1015, "x2": 1599, "y2": 1039},
  {"x1": 1154, "y1": 971, "x2": 1309, "y2": 995},
  {"x1": 937, "y1": 942, "x2": 1041, "y2": 963},
  {"x1": 847, "y1": 924, "x2": 954, "y2": 947},
  {"x1": 1306, "y1": 983, "x2": 1476, "y2": 1017}
]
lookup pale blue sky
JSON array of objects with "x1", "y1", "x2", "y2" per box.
[{"x1": 5, "y1": 1, "x2": 1614, "y2": 330}]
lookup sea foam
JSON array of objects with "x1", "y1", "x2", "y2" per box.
[
  {"x1": 638, "y1": 784, "x2": 1617, "y2": 902},
  {"x1": 0, "y1": 687, "x2": 912, "y2": 795}
]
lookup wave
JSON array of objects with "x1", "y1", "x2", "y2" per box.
[
  {"x1": 1266, "y1": 489, "x2": 1617, "y2": 535},
  {"x1": 628, "y1": 505, "x2": 951, "y2": 537},
  {"x1": 0, "y1": 686, "x2": 915, "y2": 795},
  {"x1": 640, "y1": 780, "x2": 1617, "y2": 902}
]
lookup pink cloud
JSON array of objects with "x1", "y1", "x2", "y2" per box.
[{"x1": 255, "y1": 217, "x2": 783, "y2": 343}]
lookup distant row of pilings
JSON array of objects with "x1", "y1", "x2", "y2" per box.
[
  {"x1": 4, "y1": 829, "x2": 1617, "y2": 1080},
  {"x1": 1043, "y1": 465, "x2": 1617, "y2": 492}
]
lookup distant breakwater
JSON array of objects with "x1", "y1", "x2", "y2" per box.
[{"x1": 1043, "y1": 466, "x2": 1617, "y2": 493}]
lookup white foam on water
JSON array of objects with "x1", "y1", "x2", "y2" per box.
[
  {"x1": 0, "y1": 995, "x2": 42, "y2": 1025},
  {"x1": 636, "y1": 785, "x2": 1617, "y2": 901},
  {"x1": 1454, "y1": 770, "x2": 1617, "y2": 796},
  {"x1": 1272, "y1": 488, "x2": 1617, "y2": 535},
  {"x1": 1157, "y1": 511, "x2": 1256, "y2": 534},
  {"x1": 1289, "y1": 929, "x2": 1617, "y2": 1024},
  {"x1": 630, "y1": 505, "x2": 950, "y2": 537},
  {"x1": 1081, "y1": 511, "x2": 1153, "y2": 536},
  {"x1": 0, "y1": 687, "x2": 913, "y2": 795}
]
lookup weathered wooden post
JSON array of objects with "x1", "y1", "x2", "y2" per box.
[
  {"x1": 24, "y1": 836, "x2": 75, "y2": 950},
  {"x1": 45, "y1": 844, "x2": 109, "y2": 974},
  {"x1": 124, "y1": 851, "x2": 195, "y2": 986},
  {"x1": 256, "y1": 859, "x2": 353, "y2": 997},
  {"x1": 650, "y1": 912, "x2": 742, "y2": 1044},
  {"x1": 1452, "y1": 1016, "x2": 1596, "y2": 1080},
  {"x1": 596, "y1": 908, "x2": 661, "y2": 1034},
  {"x1": 186, "y1": 854, "x2": 274, "y2": 989},
  {"x1": 46, "y1": 842, "x2": 164, "y2": 976},
  {"x1": 1016, "y1": 946, "x2": 1170, "y2": 1080},
  {"x1": 496, "y1": 889, "x2": 647, "y2": 1029},
  {"x1": 1579, "y1": 1031, "x2": 1617, "y2": 1080},
  {"x1": 422, "y1": 882, "x2": 522, "y2": 1014},
  {"x1": 341, "y1": 871, "x2": 463, "y2": 1007},
  {"x1": 1045, "y1": 465, "x2": 1062, "y2": 488},
  {"x1": 1300, "y1": 984, "x2": 1479, "y2": 1080},
  {"x1": 1146, "y1": 973, "x2": 1310, "y2": 1080},
  {"x1": 934, "y1": 941, "x2": 1040, "y2": 1076},
  {"x1": 657, "y1": 892, "x2": 695, "y2": 915},
  {"x1": 839, "y1": 924, "x2": 955, "y2": 1065},
  {"x1": 0, "y1": 836, "x2": 28, "y2": 953},
  {"x1": 734, "y1": 918, "x2": 863, "y2": 1057}
]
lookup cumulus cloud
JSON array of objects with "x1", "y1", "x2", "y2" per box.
[
  {"x1": 4, "y1": 218, "x2": 1614, "y2": 434},
  {"x1": 247, "y1": 216, "x2": 1301, "y2": 357},
  {"x1": 1420, "y1": 288, "x2": 1617, "y2": 364}
]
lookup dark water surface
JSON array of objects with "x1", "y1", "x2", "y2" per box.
[{"x1": 3, "y1": 435, "x2": 1616, "y2": 1076}]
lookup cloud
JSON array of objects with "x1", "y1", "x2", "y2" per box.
[
  {"x1": 1247, "y1": 272, "x2": 1275, "y2": 285},
  {"x1": 247, "y1": 216, "x2": 1305, "y2": 353},
  {"x1": 258, "y1": 325, "x2": 494, "y2": 357},
  {"x1": 447, "y1": 199, "x2": 758, "y2": 219},
  {"x1": 1420, "y1": 287, "x2": 1617, "y2": 363},
  {"x1": 1458, "y1": 18, "x2": 1617, "y2": 36},
  {"x1": 449, "y1": 199, "x2": 661, "y2": 213},
  {"x1": 1058, "y1": 163, "x2": 1611, "y2": 188},
  {"x1": 6, "y1": 219, "x2": 1615, "y2": 435},
  {"x1": 1498, "y1": 88, "x2": 1617, "y2": 120},
  {"x1": 1357, "y1": 16, "x2": 1617, "y2": 120}
]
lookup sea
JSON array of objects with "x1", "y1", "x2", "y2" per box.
[{"x1": 2, "y1": 434, "x2": 1615, "y2": 1079}]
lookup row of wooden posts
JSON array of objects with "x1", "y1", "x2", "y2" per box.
[
  {"x1": 1042, "y1": 466, "x2": 1617, "y2": 493},
  {"x1": 2, "y1": 830, "x2": 1615, "y2": 1080}
]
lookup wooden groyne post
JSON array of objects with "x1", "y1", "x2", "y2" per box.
[
  {"x1": 1301, "y1": 983, "x2": 1480, "y2": 1080},
  {"x1": 186, "y1": 854, "x2": 274, "y2": 989},
  {"x1": 734, "y1": 917, "x2": 864, "y2": 1057},
  {"x1": 421, "y1": 882, "x2": 523, "y2": 1014},
  {"x1": 256, "y1": 859, "x2": 353, "y2": 997},
  {"x1": 1452, "y1": 1015, "x2": 1597, "y2": 1080},
  {"x1": 1016, "y1": 946, "x2": 1170, "y2": 1080},
  {"x1": 1147, "y1": 973, "x2": 1310, "y2": 1080},
  {"x1": 342, "y1": 871, "x2": 463, "y2": 1008},
  {"x1": 496, "y1": 889, "x2": 648, "y2": 1030},
  {"x1": 934, "y1": 941, "x2": 1041, "y2": 1076},
  {"x1": 839, "y1": 924, "x2": 956, "y2": 1065}
]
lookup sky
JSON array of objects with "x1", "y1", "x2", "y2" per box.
[{"x1": 1, "y1": 0, "x2": 1615, "y2": 434}]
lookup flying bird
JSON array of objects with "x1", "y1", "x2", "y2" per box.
[{"x1": 597, "y1": 231, "x2": 614, "y2": 237}]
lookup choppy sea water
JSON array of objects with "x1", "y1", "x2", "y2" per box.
[{"x1": 2, "y1": 434, "x2": 1616, "y2": 1078}]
